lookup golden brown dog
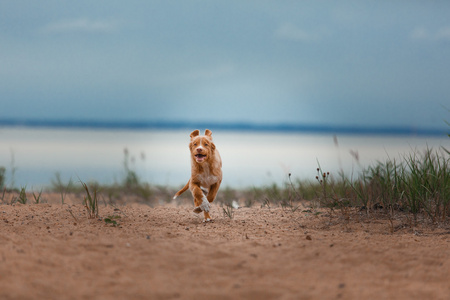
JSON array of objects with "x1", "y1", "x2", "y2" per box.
[{"x1": 173, "y1": 129, "x2": 222, "y2": 222}]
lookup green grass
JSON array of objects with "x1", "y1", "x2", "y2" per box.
[
  {"x1": 322, "y1": 148, "x2": 448, "y2": 223},
  {"x1": 104, "y1": 215, "x2": 121, "y2": 227},
  {"x1": 32, "y1": 189, "x2": 43, "y2": 204},
  {"x1": 399, "y1": 149, "x2": 449, "y2": 222},
  {"x1": 222, "y1": 203, "x2": 235, "y2": 219},
  {"x1": 81, "y1": 181, "x2": 99, "y2": 219},
  {"x1": 0, "y1": 167, "x2": 5, "y2": 190},
  {"x1": 17, "y1": 186, "x2": 28, "y2": 204},
  {"x1": 256, "y1": 147, "x2": 449, "y2": 225},
  {"x1": 1, "y1": 143, "x2": 448, "y2": 227},
  {"x1": 1, "y1": 187, "x2": 6, "y2": 203}
]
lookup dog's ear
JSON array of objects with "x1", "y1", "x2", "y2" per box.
[
  {"x1": 190, "y1": 130, "x2": 200, "y2": 139},
  {"x1": 205, "y1": 129, "x2": 212, "y2": 137}
]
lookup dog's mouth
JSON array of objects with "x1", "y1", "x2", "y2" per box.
[{"x1": 194, "y1": 154, "x2": 207, "y2": 162}]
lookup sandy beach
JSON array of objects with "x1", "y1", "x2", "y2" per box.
[{"x1": 0, "y1": 192, "x2": 449, "y2": 300}]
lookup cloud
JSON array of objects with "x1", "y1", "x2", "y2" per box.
[
  {"x1": 410, "y1": 27, "x2": 428, "y2": 40},
  {"x1": 39, "y1": 18, "x2": 119, "y2": 34},
  {"x1": 274, "y1": 23, "x2": 320, "y2": 42},
  {"x1": 436, "y1": 26, "x2": 450, "y2": 40},
  {"x1": 410, "y1": 26, "x2": 450, "y2": 41}
]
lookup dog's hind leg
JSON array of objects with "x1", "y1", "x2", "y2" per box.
[{"x1": 203, "y1": 211, "x2": 212, "y2": 222}]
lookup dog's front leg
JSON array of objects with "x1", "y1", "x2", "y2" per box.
[
  {"x1": 190, "y1": 184, "x2": 211, "y2": 216},
  {"x1": 207, "y1": 182, "x2": 221, "y2": 203}
]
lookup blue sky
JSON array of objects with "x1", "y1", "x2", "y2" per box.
[{"x1": 1, "y1": 1, "x2": 449, "y2": 130}]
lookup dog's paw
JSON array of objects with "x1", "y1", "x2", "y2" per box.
[
  {"x1": 193, "y1": 197, "x2": 210, "y2": 213},
  {"x1": 203, "y1": 218, "x2": 212, "y2": 223},
  {"x1": 199, "y1": 200, "x2": 210, "y2": 212}
]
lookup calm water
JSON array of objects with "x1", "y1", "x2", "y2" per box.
[{"x1": 0, "y1": 127, "x2": 448, "y2": 190}]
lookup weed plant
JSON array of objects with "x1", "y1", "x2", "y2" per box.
[
  {"x1": 106, "y1": 148, "x2": 153, "y2": 202},
  {"x1": 18, "y1": 187, "x2": 28, "y2": 204},
  {"x1": 1, "y1": 188, "x2": 6, "y2": 203},
  {"x1": 51, "y1": 172, "x2": 77, "y2": 194},
  {"x1": 279, "y1": 174, "x2": 301, "y2": 212},
  {"x1": 123, "y1": 148, "x2": 142, "y2": 189},
  {"x1": 261, "y1": 197, "x2": 271, "y2": 209},
  {"x1": 7, "y1": 141, "x2": 446, "y2": 227},
  {"x1": 0, "y1": 167, "x2": 5, "y2": 190},
  {"x1": 81, "y1": 181, "x2": 99, "y2": 219},
  {"x1": 222, "y1": 203, "x2": 235, "y2": 219},
  {"x1": 257, "y1": 147, "x2": 449, "y2": 225},
  {"x1": 104, "y1": 215, "x2": 121, "y2": 227},
  {"x1": 32, "y1": 189, "x2": 43, "y2": 204},
  {"x1": 343, "y1": 148, "x2": 448, "y2": 222},
  {"x1": 399, "y1": 149, "x2": 449, "y2": 222}
]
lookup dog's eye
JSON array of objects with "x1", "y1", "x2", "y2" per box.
[{"x1": 204, "y1": 143, "x2": 209, "y2": 147}]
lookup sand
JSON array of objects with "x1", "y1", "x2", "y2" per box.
[{"x1": 0, "y1": 194, "x2": 449, "y2": 300}]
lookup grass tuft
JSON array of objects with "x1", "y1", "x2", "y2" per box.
[
  {"x1": 104, "y1": 215, "x2": 121, "y2": 227},
  {"x1": 317, "y1": 147, "x2": 449, "y2": 224},
  {"x1": 222, "y1": 203, "x2": 235, "y2": 219},
  {"x1": 18, "y1": 186, "x2": 28, "y2": 204},
  {"x1": 253, "y1": 146, "x2": 449, "y2": 226},
  {"x1": 81, "y1": 181, "x2": 99, "y2": 219},
  {"x1": 32, "y1": 189, "x2": 43, "y2": 204}
]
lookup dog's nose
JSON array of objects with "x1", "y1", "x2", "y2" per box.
[{"x1": 196, "y1": 148, "x2": 203, "y2": 153}]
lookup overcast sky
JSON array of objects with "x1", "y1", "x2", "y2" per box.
[{"x1": 1, "y1": 1, "x2": 449, "y2": 129}]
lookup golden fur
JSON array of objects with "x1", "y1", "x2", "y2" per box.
[{"x1": 173, "y1": 129, "x2": 222, "y2": 221}]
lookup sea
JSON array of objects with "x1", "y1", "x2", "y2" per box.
[{"x1": 0, "y1": 125, "x2": 448, "y2": 190}]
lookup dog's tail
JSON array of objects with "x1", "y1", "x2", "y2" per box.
[{"x1": 173, "y1": 180, "x2": 190, "y2": 200}]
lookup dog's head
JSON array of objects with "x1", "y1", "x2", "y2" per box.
[{"x1": 189, "y1": 129, "x2": 216, "y2": 164}]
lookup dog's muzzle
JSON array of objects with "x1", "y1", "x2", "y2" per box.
[{"x1": 194, "y1": 154, "x2": 207, "y2": 163}]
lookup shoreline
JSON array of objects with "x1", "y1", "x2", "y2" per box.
[{"x1": 1, "y1": 119, "x2": 447, "y2": 137}]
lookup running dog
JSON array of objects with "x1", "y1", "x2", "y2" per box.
[{"x1": 173, "y1": 129, "x2": 222, "y2": 222}]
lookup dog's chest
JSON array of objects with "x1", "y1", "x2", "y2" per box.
[{"x1": 196, "y1": 165, "x2": 218, "y2": 188}]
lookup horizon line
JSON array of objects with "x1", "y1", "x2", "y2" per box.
[{"x1": 0, "y1": 118, "x2": 447, "y2": 137}]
